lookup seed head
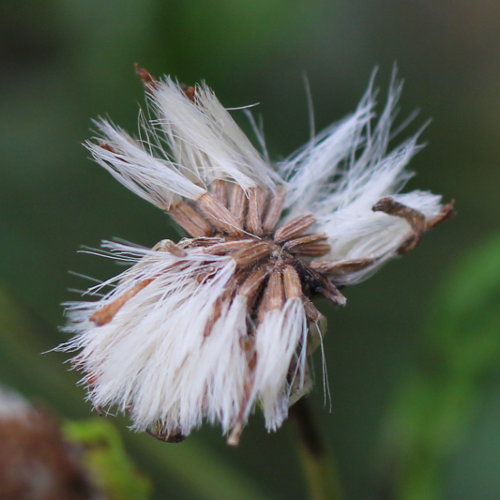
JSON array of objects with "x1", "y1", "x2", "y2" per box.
[{"x1": 58, "y1": 67, "x2": 454, "y2": 445}]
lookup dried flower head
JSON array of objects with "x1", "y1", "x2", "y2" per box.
[{"x1": 59, "y1": 67, "x2": 454, "y2": 445}]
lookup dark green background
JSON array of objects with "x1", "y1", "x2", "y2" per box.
[{"x1": 1, "y1": 1, "x2": 499, "y2": 499}]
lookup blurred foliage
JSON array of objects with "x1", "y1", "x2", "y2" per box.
[
  {"x1": 1, "y1": 0, "x2": 499, "y2": 498},
  {"x1": 0, "y1": 288, "x2": 85, "y2": 412},
  {"x1": 379, "y1": 235, "x2": 500, "y2": 500},
  {"x1": 64, "y1": 419, "x2": 151, "y2": 500}
]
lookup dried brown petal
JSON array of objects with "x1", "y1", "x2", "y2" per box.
[
  {"x1": 284, "y1": 233, "x2": 328, "y2": 251},
  {"x1": 233, "y1": 242, "x2": 273, "y2": 267},
  {"x1": 303, "y1": 297, "x2": 320, "y2": 323},
  {"x1": 169, "y1": 202, "x2": 213, "y2": 237},
  {"x1": 283, "y1": 265, "x2": 302, "y2": 299},
  {"x1": 372, "y1": 197, "x2": 426, "y2": 233},
  {"x1": 258, "y1": 270, "x2": 284, "y2": 318},
  {"x1": 238, "y1": 267, "x2": 268, "y2": 298},
  {"x1": 310, "y1": 258, "x2": 375, "y2": 276},
  {"x1": 181, "y1": 237, "x2": 225, "y2": 248},
  {"x1": 210, "y1": 180, "x2": 229, "y2": 207},
  {"x1": 197, "y1": 193, "x2": 244, "y2": 236},
  {"x1": 153, "y1": 239, "x2": 186, "y2": 257},
  {"x1": 180, "y1": 83, "x2": 196, "y2": 102},
  {"x1": 135, "y1": 63, "x2": 158, "y2": 90},
  {"x1": 246, "y1": 187, "x2": 266, "y2": 236},
  {"x1": 146, "y1": 425, "x2": 185, "y2": 443},
  {"x1": 262, "y1": 185, "x2": 286, "y2": 234},
  {"x1": 292, "y1": 242, "x2": 331, "y2": 257},
  {"x1": 426, "y1": 200, "x2": 456, "y2": 229},
  {"x1": 316, "y1": 277, "x2": 346, "y2": 307},
  {"x1": 274, "y1": 214, "x2": 316, "y2": 243},
  {"x1": 91, "y1": 278, "x2": 154, "y2": 326},
  {"x1": 205, "y1": 239, "x2": 256, "y2": 255},
  {"x1": 229, "y1": 185, "x2": 248, "y2": 227}
]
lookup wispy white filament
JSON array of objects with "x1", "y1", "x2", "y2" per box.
[
  {"x1": 282, "y1": 74, "x2": 443, "y2": 281},
  {"x1": 151, "y1": 78, "x2": 280, "y2": 191},
  {"x1": 87, "y1": 121, "x2": 206, "y2": 209},
  {"x1": 62, "y1": 241, "x2": 311, "y2": 435}
]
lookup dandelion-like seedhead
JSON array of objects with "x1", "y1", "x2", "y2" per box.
[{"x1": 59, "y1": 67, "x2": 454, "y2": 445}]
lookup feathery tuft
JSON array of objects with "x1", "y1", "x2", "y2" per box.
[{"x1": 59, "y1": 68, "x2": 454, "y2": 445}]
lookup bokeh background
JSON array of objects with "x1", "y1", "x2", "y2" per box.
[{"x1": 1, "y1": 1, "x2": 499, "y2": 499}]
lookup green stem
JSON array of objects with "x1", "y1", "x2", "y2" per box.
[{"x1": 290, "y1": 398, "x2": 343, "y2": 500}]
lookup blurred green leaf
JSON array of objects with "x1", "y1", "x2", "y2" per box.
[
  {"x1": 64, "y1": 419, "x2": 151, "y2": 500},
  {"x1": 378, "y1": 235, "x2": 500, "y2": 500}
]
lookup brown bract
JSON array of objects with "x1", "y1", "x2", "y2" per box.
[
  {"x1": 88, "y1": 186, "x2": 455, "y2": 330},
  {"x1": 92, "y1": 184, "x2": 347, "y2": 329}
]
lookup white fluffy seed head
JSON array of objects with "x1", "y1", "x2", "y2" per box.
[{"x1": 61, "y1": 71, "x2": 450, "y2": 442}]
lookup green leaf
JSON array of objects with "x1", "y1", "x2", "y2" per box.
[{"x1": 64, "y1": 419, "x2": 151, "y2": 500}]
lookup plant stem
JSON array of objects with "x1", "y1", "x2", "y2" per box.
[{"x1": 290, "y1": 398, "x2": 343, "y2": 500}]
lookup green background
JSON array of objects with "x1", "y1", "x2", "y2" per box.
[{"x1": 1, "y1": 1, "x2": 499, "y2": 498}]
